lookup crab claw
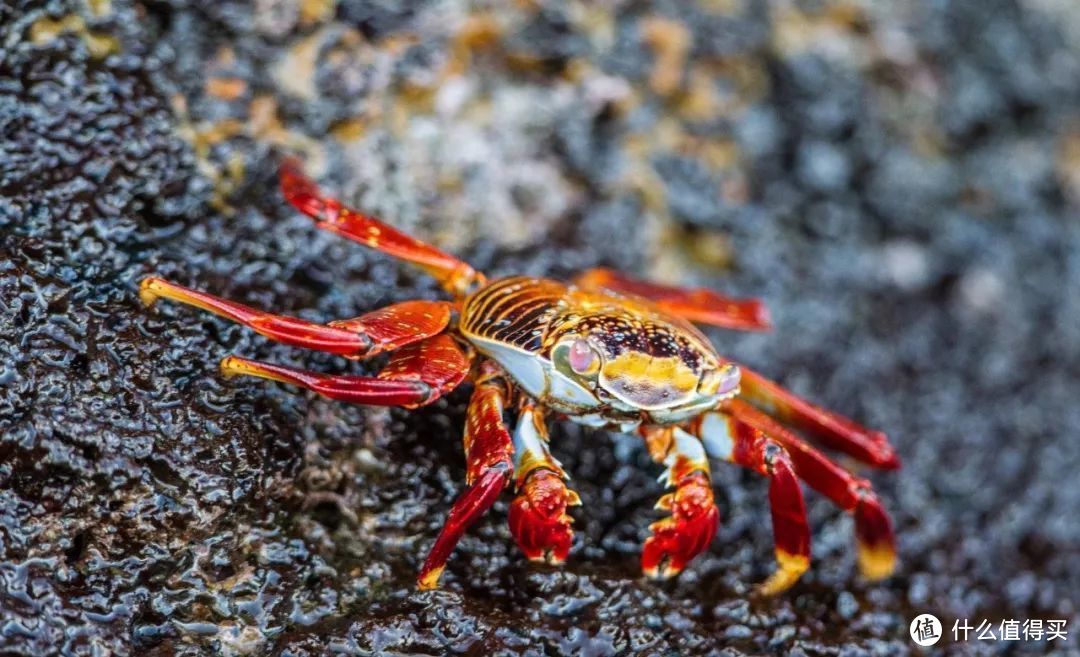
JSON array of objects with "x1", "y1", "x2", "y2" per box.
[
  {"x1": 642, "y1": 472, "x2": 719, "y2": 579},
  {"x1": 508, "y1": 469, "x2": 579, "y2": 564}
]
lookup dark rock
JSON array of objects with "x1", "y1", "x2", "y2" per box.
[{"x1": 653, "y1": 154, "x2": 732, "y2": 227}]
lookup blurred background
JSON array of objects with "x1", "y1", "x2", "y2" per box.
[{"x1": 1, "y1": 0, "x2": 1079, "y2": 654}]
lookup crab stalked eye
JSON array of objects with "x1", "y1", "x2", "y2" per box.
[
  {"x1": 568, "y1": 339, "x2": 599, "y2": 375},
  {"x1": 698, "y1": 363, "x2": 741, "y2": 397}
]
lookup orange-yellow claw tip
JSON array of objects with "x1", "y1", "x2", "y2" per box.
[
  {"x1": 417, "y1": 566, "x2": 444, "y2": 591},
  {"x1": 138, "y1": 278, "x2": 162, "y2": 307},
  {"x1": 858, "y1": 543, "x2": 897, "y2": 581},
  {"x1": 566, "y1": 490, "x2": 583, "y2": 506},
  {"x1": 219, "y1": 356, "x2": 244, "y2": 379},
  {"x1": 218, "y1": 356, "x2": 290, "y2": 384},
  {"x1": 755, "y1": 551, "x2": 810, "y2": 597}
]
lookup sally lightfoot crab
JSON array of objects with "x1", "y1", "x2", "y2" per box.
[{"x1": 140, "y1": 159, "x2": 899, "y2": 594}]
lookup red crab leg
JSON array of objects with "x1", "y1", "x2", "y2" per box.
[
  {"x1": 736, "y1": 366, "x2": 900, "y2": 469},
  {"x1": 418, "y1": 361, "x2": 514, "y2": 590},
  {"x1": 574, "y1": 267, "x2": 771, "y2": 331},
  {"x1": 639, "y1": 427, "x2": 719, "y2": 579},
  {"x1": 719, "y1": 399, "x2": 897, "y2": 582},
  {"x1": 140, "y1": 277, "x2": 451, "y2": 359},
  {"x1": 690, "y1": 413, "x2": 811, "y2": 595},
  {"x1": 221, "y1": 333, "x2": 470, "y2": 409},
  {"x1": 507, "y1": 405, "x2": 580, "y2": 565},
  {"x1": 280, "y1": 158, "x2": 484, "y2": 298}
]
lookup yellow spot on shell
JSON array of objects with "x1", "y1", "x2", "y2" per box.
[{"x1": 600, "y1": 351, "x2": 699, "y2": 409}]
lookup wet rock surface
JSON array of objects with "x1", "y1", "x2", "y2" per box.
[{"x1": 2, "y1": 0, "x2": 1079, "y2": 655}]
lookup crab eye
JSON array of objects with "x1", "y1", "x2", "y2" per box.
[
  {"x1": 699, "y1": 363, "x2": 741, "y2": 397},
  {"x1": 568, "y1": 339, "x2": 598, "y2": 375},
  {"x1": 552, "y1": 337, "x2": 602, "y2": 381}
]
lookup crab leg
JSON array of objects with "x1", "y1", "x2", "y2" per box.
[
  {"x1": 640, "y1": 426, "x2": 720, "y2": 579},
  {"x1": 718, "y1": 399, "x2": 897, "y2": 582},
  {"x1": 281, "y1": 158, "x2": 484, "y2": 298},
  {"x1": 418, "y1": 362, "x2": 514, "y2": 589},
  {"x1": 574, "y1": 267, "x2": 771, "y2": 331},
  {"x1": 736, "y1": 366, "x2": 900, "y2": 469},
  {"x1": 507, "y1": 404, "x2": 580, "y2": 565},
  {"x1": 140, "y1": 277, "x2": 451, "y2": 359},
  {"x1": 221, "y1": 334, "x2": 470, "y2": 409},
  {"x1": 691, "y1": 413, "x2": 811, "y2": 595}
]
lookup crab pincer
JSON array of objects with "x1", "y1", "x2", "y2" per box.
[
  {"x1": 639, "y1": 427, "x2": 720, "y2": 579},
  {"x1": 642, "y1": 470, "x2": 719, "y2": 579},
  {"x1": 509, "y1": 469, "x2": 579, "y2": 564}
]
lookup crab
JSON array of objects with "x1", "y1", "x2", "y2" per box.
[{"x1": 139, "y1": 158, "x2": 899, "y2": 594}]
